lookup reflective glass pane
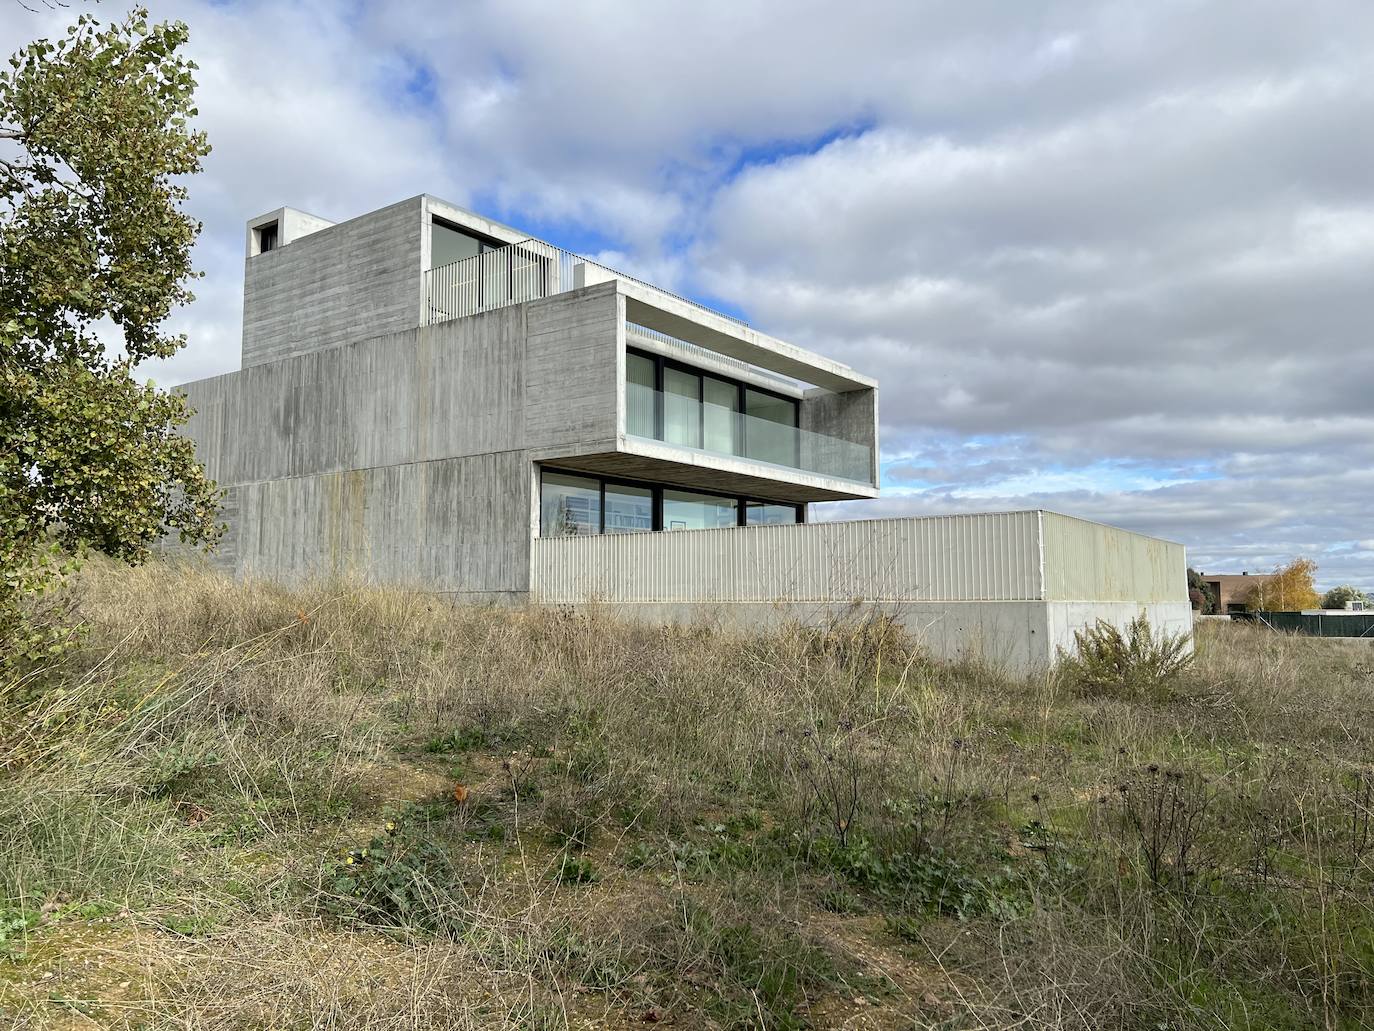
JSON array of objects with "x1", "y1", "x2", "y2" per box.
[
  {"x1": 626, "y1": 353, "x2": 657, "y2": 438},
  {"x1": 746, "y1": 502, "x2": 800, "y2": 525},
  {"x1": 431, "y1": 221, "x2": 482, "y2": 268},
  {"x1": 540, "y1": 472, "x2": 601, "y2": 536},
  {"x1": 744, "y1": 388, "x2": 798, "y2": 466},
  {"x1": 605, "y1": 483, "x2": 653, "y2": 534},
  {"x1": 703, "y1": 376, "x2": 739, "y2": 455},
  {"x1": 664, "y1": 367, "x2": 701, "y2": 448},
  {"x1": 662, "y1": 489, "x2": 738, "y2": 531}
]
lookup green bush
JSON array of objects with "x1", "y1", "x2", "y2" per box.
[
  {"x1": 320, "y1": 820, "x2": 468, "y2": 935},
  {"x1": 1060, "y1": 614, "x2": 1192, "y2": 701}
]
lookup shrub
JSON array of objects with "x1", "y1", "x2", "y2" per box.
[
  {"x1": 320, "y1": 820, "x2": 469, "y2": 935},
  {"x1": 1060, "y1": 614, "x2": 1192, "y2": 701}
]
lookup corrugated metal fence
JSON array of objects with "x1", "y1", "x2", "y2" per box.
[
  {"x1": 530, "y1": 512, "x2": 1044, "y2": 604},
  {"x1": 1233, "y1": 611, "x2": 1374, "y2": 638},
  {"x1": 1039, "y1": 512, "x2": 1188, "y2": 603}
]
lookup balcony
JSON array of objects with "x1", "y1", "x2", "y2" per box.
[
  {"x1": 423, "y1": 239, "x2": 744, "y2": 327},
  {"x1": 625, "y1": 381, "x2": 874, "y2": 486}
]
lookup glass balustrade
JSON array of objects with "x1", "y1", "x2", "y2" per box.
[{"x1": 625, "y1": 382, "x2": 872, "y2": 485}]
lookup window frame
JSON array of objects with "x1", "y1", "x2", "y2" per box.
[
  {"x1": 538, "y1": 465, "x2": 804, "y2": 536},
  {"x1": 430, "y1": 217, "x2": 544, "y2": 310},
  {"x1": 625, "y1": 346, "x2": 800, "y2": 466}
]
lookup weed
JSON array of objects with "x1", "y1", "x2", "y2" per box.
[
  {"x1": 320, "y1": 820, "x2": 469, "y2": 935},
  {"x1": 683, "y1": 899, "x2": 836, "y2": 1030},
  {"x1": 1107, "y1": 764, "x2": 1216, "y2": 893},
  {"x1": 1060, "y1": 614, "x2": 1193, "y2": 701},
  {"x1": 552, "y1": 853, "x2": 597, "y2": 885}
]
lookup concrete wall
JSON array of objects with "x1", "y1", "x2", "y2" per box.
[
  {"x1": 183, "y1": 283, "x2": 623, "y2": 595},
  {"x1": 223, "y1": 452, "x2": 530, "y2": 599},
  {"x1": 799, "y1": 386, "x2": 879, "y2": 486},
  {"x1": 1044, "y1": 601, "x2": 1193, "y2": 658},
  {"x1": 242, "y1": 197, "x2": 425, "y2": 368}
]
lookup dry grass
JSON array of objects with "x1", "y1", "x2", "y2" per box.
[{"x1": 1, "y1": 557, "x2": 1372, "y2": 1029}]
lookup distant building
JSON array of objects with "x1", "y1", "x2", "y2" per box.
[
  {"x1": 1201, "y1": 572, "x2": 1275, "y2": 613},
  {"x1": 173, "y1": 194, "x2": 1190, "y2": 672}
]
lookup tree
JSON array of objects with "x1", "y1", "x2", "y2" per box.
[
  {"x1": 1244, "y1": 558, "x2": 1320, "y2": 613},
  {"x1": 0, "y1": 7, "x2": 221, "y2": 663},
  {"x1": 1186, "y1": 567, "x2": 1216, "y2": 614},
  {"x1": 1320, "y1": 584, "x2": 1369, "y2": 611}
]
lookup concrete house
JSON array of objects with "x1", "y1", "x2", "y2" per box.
[{"x1": 178, "y1": 195, "x2": 1190, "y2": 672}]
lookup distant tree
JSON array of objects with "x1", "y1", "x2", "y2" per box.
[
  {"x1": 1186, "y1": 568, "x2": 1216, "y2": 614},
  {"x1": 1244, "y1": 559, "x2": 1320, "y2": 613},
  {"x1": 1319, "y1": 584, "x2": 1369, "y2": 610},
  {"x1": 0, "y1": 7, "x2": 221, "y2": 665}
]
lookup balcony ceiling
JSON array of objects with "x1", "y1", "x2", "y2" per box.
[{"x1": 545, "y1": 448, "x2": 878, "y2": 504}]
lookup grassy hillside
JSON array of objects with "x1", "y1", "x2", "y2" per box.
[{"x1": 2, "y1": 561, "x2": 1372, "y2": 1029}]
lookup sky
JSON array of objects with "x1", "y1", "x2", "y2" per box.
[{"x1": 5, "y1": 1, "x2": 1373, "y2": 591}]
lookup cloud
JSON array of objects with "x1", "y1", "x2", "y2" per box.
[{"x1": 1, "y1": 0, "x2": 1370, "y2": 590}]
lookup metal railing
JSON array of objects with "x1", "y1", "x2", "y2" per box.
[
  {"x1": 625, "y1": 381, "x2": 874, "y2": 485},
  {"x1": 423, "y1": 239, "x2": 746, "y2": 327}
]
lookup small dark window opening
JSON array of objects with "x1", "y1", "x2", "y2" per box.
[{"x1": 257, "y1": 222, "x2": 279, "y2": 253}]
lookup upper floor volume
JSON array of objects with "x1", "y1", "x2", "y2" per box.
[{"x1": 237, "y1": 194, "x2": 879, "y2": 499}]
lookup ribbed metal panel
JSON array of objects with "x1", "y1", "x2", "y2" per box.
[
  {"x1": 530, "y1": 512, "x2": 1043, "y2": 604},
  {"x1": 1039, "y1": 512, "x2": 1187, "y2": 603}
]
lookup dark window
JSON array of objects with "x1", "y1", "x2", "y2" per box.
[
  {"x1": 662, "y1": 489, "x2": 738, "y2": 531},
  {"x1": 746, "y1": 501, "x2": 802, "y2": 525},
  {"x1": 430, "y1": 219, "x2": 500, "y2": 268},
  {"x1": 257, "y1": 222, "x2": 278, "y2": 253},
  {"x1": 539, "y1": 472, "x2": 601, "y2": 536},
  {"x1": 605, "y1": 483, "x2": 654, "y2": 534},
  {"x1": 538, "y1": 467, "x2": 803, "y2": 537},
  {"x1": 624, "y1": 347, "x2": 798, "y2": 467},
  {"x1": 431, "y1": 219, "x2": 497, "y2": 268},
  {"x1": 744, "y1": 387, "x2": 799, "y2": 466}
]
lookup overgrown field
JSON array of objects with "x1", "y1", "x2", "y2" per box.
[{"x1": 2, "y1": 561, "x2": 1373, "y2": 1029}]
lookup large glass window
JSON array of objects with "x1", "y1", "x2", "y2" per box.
[
  {"x1": 663, "y1": 489, "x2": 738, "y2": 531},
  {"x1": 746, "y1": 501, "x2": 801, "y2": 525},
  {"x1": 623, "y1": 349, "x2": 800, "y2": 470},
  {"x1": 431, "y1": 220, "x2": 487, "y2": 267},
  {"x1": 538, "y1": 469, "x2": 801, "y2": 537},
  {"x1": 605, "y1": 483, "x2": 653, "y2": 534},
  {"x1": 702, "y1": 376, "x2": 739, "y2": 454},
  {"x1": 540, "y1": 472, "x2": 601, "y2": 536},
  {"x1": 745, "y1": 387, "x2": 798, "y2": 466},
  {"x1": 664, "y1": 367, "x2": 701, "y2": 448},
  {"x1": 626, "y1": 352, "x2": 657, "y2": 438}
]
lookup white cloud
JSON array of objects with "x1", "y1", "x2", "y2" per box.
[{"x1": 2, "y1": 0, "x2": 1371, "y2": 590}]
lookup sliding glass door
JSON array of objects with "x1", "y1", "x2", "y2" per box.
[
  {"x1": 663, "y1": 367, "x2": 701, "y2": 448},
  {"x1": 744, "y1": 388, "x2": 799, "y2": 467},
  {"x1": 538, "y1": 468, "x2": 802, "y2": 536},
  {"x1": 625, "y1": 347, "x2": 795, "y2": 467}
]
